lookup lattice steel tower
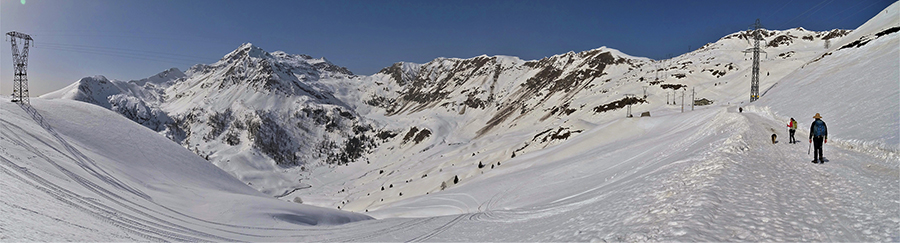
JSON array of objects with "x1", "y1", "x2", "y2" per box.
[
  {"x1": 7, "y1": 31, "x2": 33, "y2": 104},
  {"x1": 742, "y1": 19, "x2": 765, "y2": 102}
]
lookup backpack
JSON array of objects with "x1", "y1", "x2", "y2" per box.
[{"x1": 812, "y1": 120, "x2": 827, "y2": 137}]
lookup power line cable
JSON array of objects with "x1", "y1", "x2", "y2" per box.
[
  {"x1": 34, "y1": 44, "x2": 207, "y2": 64},
  {"x1": 33, "y1": 45, "x2": 202, "y2": 66},
  {"x1": 765, "y1": 0, "x2": 795, "y2": 20},
  {"x1": 27, "y1": 30, "x2": 238, "y2": 47},
  {"x1": 787, "y1": 0, "x2": 836, "y2": 28},
  {"x1": 34, "y1": 41, "x2": 215, "y2": 62},
  {"x1": 836, "y1": 1, "x2": 885, "y2": 25},
  {"x1": 781, "y1": 0, "x2": 835, "y2": 27},
  {"x1": 827, "y1": 0, "x2": 868, "y2": 21}
]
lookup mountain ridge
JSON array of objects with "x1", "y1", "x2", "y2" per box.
[{"x1": 43, "y1": 26, "x2": 856, "y2": 198}]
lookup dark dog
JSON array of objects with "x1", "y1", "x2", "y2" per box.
[{"x1": 771, "y1": 134, "x2": 777, "y2": 144}]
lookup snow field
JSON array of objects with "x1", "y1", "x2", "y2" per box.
[
  {"x1": 0, "y1": 99, "x2": 371, "y2": 241},
  {"x1": 4, "y1": 98, "x2": 895, "y2": 241}
]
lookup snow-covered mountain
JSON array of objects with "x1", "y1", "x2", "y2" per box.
[
  {"x1": 307, "y1": 24, "x2": 863, "y2": 212},
  {"x1": 157, "y1": 43, "x2": 382, "y2": 195},
  {"x1": 11, "y1": 1, "x2": 899, "y2": 241},
  {"x1": 359, "y1": 26, "x2": 852, "y2": 137},
  {"x1": 41, "y1": 69, "x2": 183, "y2": 132},
  {"x1": 42, "y1": 22, "x2": 859, "y2": 200},
  {"x1": 43, "y1": 43, "x2": 386, "y2": 195}
]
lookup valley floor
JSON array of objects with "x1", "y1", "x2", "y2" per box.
[{"x1": 1, "y1": 102, "x2": 897, "y2": 241}]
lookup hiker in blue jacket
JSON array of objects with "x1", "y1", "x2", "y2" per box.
[{"x1": 809, "y1": 113, "x2": 828, "y2": 163}]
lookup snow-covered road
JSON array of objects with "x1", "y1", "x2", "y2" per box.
[{"x1": 678, "y1": 109, "x2": 898, "y2": 241}]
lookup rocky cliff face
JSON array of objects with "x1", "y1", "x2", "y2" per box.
[
  {"x1": 159, "y1": 43, "x2": 375, "y2": 168},
  {"x1": 367, "y1": 49, "x2": 647, "y2": 138}
]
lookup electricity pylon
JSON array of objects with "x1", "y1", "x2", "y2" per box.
[
  {"x1": 742, "y1": 19, "x2": 765, "y2": 102},
  {"x1": 624, "y1": 94, "x2": 636, "y2": 118},
  {"x1": 7, "y1": 31, "x2": 33, "y2": 104}
]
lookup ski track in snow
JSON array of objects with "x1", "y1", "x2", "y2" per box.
[
  {"x1": 0, "y1": 103, "x2": 364, "y2": 241},
  {"x1": 0, "y1": 104, "x2": 231, "y2": 241}
]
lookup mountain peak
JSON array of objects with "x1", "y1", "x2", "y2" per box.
[
  {"x1": 131, "y1": 68, "x2": 186, "y2": 86},
  {"x1": 222, "y1": 43, "x2": 270, "y2": 61},
  {"x1": 583, "y1": 46, "x2": 649, "y2": 61}
]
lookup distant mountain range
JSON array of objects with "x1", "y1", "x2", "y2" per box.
[{"x1": 44, "y1": 27, "x2": 853, "y2": 197}]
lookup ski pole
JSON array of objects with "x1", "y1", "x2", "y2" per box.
[{"x1": 808, "y1": 141, "x2": 811, "y2": 155}]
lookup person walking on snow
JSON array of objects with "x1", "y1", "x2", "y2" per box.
[
  {"x1": 787, "y1": 118, "x2": 798, "y2": 144},
  {"x1": 809, "y1": 113, "x2": 828, "y2": 163}
]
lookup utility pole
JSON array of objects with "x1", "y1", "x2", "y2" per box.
[
  {"x1": 7, "y1": 31, "x2": 33, "y2": 104},
  {"x1": 743, "y1": 19, "x2": 765, "y2": 102},
  {"x1": 691, "y1": 87, "x2": 695, "y2": 111},
  {"x1": 681, "y1": 89, "x2": 685, "y2": 113}
]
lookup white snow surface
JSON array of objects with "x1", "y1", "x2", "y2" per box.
[
  {"x1": 5, "y1": 2, "x2": 899, "y2": 241},
  {"x1": 0, "y1": 99, "x2": 370, "y2": 241}
]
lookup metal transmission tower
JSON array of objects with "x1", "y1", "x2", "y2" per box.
[
  {"x1": 7, "y1": 31, "x2": 33, "y2": 104},
  {"x1": 624, "y1": 94, "x2": 636, "y2": 118},
  {"x1": 742, "y1": 19, "x2": 766, "y2": 102}
]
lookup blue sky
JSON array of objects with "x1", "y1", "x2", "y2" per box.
[{"x1": 0, "y1": 0, "x2": 894, "y2": 96}]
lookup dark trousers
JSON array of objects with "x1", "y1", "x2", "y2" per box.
[
  {"x1": 789, "y1": 129, "x2": 796, "y2": 143},
  {"x1": 813, "y1": 136, "x2": 824, "y2": 162}
]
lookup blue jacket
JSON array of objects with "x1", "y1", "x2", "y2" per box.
[{"x1": 809, "y1": 119, "x2": 828, "y2": 139}]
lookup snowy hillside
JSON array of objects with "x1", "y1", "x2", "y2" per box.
[
  {"x1": 294, "y1": 23, "x2": 860, "y2": 212},
  {"x1": 41, "y1": 71, "x2": 180, "y2": 132},
  {"x1": 752, "y1": 6, "x2": 900, "y2": 155},
  {"x1": 16, "y1": 1, "x2": 898, "y2": 241},
  {"x1": 0, "y1": 99, "x2": 370, "y2": 241},
  {"x1": 42, "y1": 43, "x2": 384, "y2": 196}
]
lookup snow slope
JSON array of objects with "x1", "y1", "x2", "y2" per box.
[
  {"x1": 753, "y1": 3, "x2": 900, "y2": 154},
  {"x1": 0, "y1": 99, "x2": 370, "y2": 241},
  {"x1": 4, "y1": 100, "x2": 895, "y2": 241},
  {"x1": 356, "y1": 106, "x2": 897, "y2": 242},
  {"x1": 41, "y1": 44, "x2": 381, "y2": 197},
  {"x1": 290, "y1": 25, "x2": 858, "y2": 212},
  {"x1": 8, "y1": 1, "x2": 898, "y2": 241}
]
